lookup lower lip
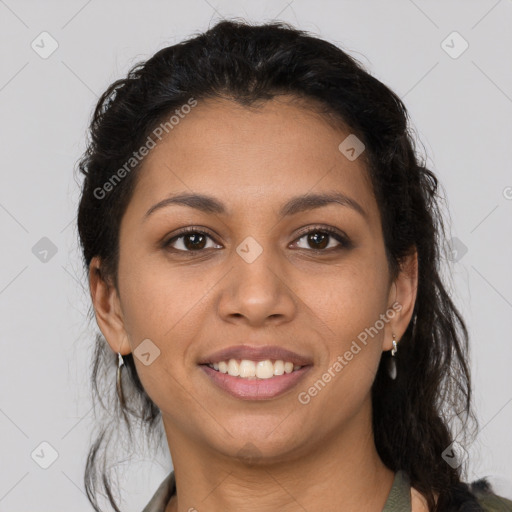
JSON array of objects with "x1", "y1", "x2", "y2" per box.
[{"x1": 199, "y1": 365, "x2": 312, "y2": 400}]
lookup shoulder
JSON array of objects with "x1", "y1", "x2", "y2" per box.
[
  {"x1": 471, "y1": 479, "x2": 512, "y2": 512},
  {"x1": 412, "y1": 477, "x2": 512, "y2": 511},
  {"x1": 142, "y1": 471, "x2": 176, "y2": 512},
  {"x1": 475, "y1": 493, "x2": 512, "y2": 511}
]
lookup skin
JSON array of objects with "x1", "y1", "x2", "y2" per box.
[{"x1": 89, "y1": 95, "x2": 421, "y2": 511}]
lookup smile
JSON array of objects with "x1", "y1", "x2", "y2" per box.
[{"x1": 200, "y1": 362, "x2": 311, "y2": 400}]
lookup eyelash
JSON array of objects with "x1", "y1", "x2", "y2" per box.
[{"x1": 162, "y1": 225, "x2": 352, "y2": 255}]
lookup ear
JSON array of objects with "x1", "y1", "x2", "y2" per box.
[
  {"x1": 382, "y1": 248, "x2": 418, "y2": 351},
  {"x1": 89, "y1": 256, "x2": 132, "y2": 356}
]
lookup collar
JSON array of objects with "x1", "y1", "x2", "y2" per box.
[{"x1": 142, "y1": 469, "x2": 411, "y2": 512}]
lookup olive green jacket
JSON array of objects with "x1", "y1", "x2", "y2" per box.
[{"x1": 142, "y1": 470, "x2": 512, "y2": 511}]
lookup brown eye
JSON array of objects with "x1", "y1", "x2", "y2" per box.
[
  {"x1": 181, "y1": 232, "x2": 207, "y2": 250},
  {"x1": 306, "y1": 232, "x2": 329, "y2": 250},
  {"x1": 293, "y1": 226, "x2": 351, "y2": 252},
  {"x1": 164, "y1": 228, "x2": 222, "y2": 252}
]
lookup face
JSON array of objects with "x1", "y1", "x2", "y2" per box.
[{"x1": 90, "y1": 95, "x2": 417, "y2": 464}]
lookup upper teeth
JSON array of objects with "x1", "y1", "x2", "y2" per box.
[{"x1": 208, "y1": 359, "x2": 302, "y2": 379}]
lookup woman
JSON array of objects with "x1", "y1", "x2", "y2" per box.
[{"x1": 77, "y1": 19, "x2": 512, "y2": 512}]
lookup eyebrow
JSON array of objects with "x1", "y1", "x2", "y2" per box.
[{"x1": 144, "y1": 191, "x2": 368, "y2": 221}]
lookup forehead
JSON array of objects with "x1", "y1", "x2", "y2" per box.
[{"x1": 127, "y1": 96, "x2": 379, "y2": 227}]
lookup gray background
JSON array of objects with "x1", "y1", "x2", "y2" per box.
[{"x1": 0, "y1": 0, "x2": 511, "y2": 510}]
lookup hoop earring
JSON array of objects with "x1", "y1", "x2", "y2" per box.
[
  {"x1": 387, "y1": 333, "x2": 399, "y2": 380},
  {"x1": 116, "y1": 352, "x2": 126, "y2": 407}
]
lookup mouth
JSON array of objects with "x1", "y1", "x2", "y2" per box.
[
  {"x1": 200, "y1": 359, "x2": 313, "y2": 400},
  {"x1": 198, "y1": 345, "x2": 313, "y2": 400},
  {"x1": 198, "y1": 344, "x2": 313, "y2": 368},
  {"x1": 203, "y1": 359, "x2": 304, "y2": 379}
]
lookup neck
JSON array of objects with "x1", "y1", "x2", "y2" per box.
[{"x1": 163, "y1": 404, "x2": 394, "y2": 512}]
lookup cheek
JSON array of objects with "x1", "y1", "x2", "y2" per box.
[
  {"x1": 117, "y1": 267, "x2": 206, "y2": 414},
  {"x1": 300, "y1": 259, "x2": 389, "y2": 399},
  {"x1": 302, "y1": 255, "x2": 390, "y2": 336},
  {"x1": 118, "y1": 253, "x2": 206, "y2": 344}
]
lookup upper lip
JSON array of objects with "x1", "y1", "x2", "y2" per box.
[{"x1": 198, "y1": 345, "x2": 313, "y2": 366}]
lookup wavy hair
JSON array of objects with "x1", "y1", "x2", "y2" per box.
[{"x1": 77, "y1": 19, "x2": 482, "y2": 511}]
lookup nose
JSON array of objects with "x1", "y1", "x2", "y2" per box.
[{"x1": 216, "y1": 242, "x2": 297, "y2": 328}]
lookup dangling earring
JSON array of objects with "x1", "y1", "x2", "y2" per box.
[
  {"x1": 387, "y1": 333, "x2": 398, "y2": 380},
  {"x1": 391, "y1": 333, "x2": 398, "y2": 356},
  {"x1": 116, "y1": 352, "x2": 126, "y2": 407}
]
